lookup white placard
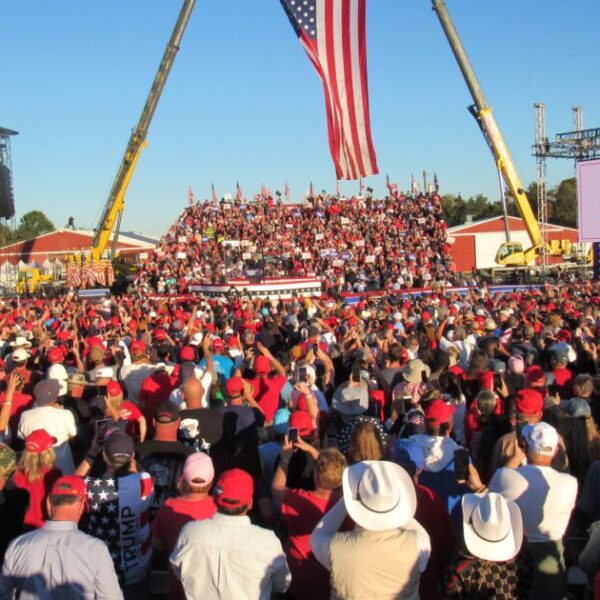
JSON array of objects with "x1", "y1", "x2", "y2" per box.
[
  {"x1": 177, "y1": 252, "x2": 186, "y2": 259},
  {"x1": 355, "y1": 240, "x2": 365, "y2": 247},
  {"x1": 222, "y1": 203, "x2": 231, "y2": 210},
  {"x1": 365, "y1": 255, "x2": 375, "y2": 263},
  {"x1": 223, "y1": 193, "x2": 232, "y2": 201},
  {"x1": 301, "y1": 252, "x2": 312, "y2": 260},
  {"x1": 178, "y1": 236, "x2": 187, "y2": 244},
  {"x1": 242, "y1": 252, "x2": 251, "y2": 260},
  {"x1": 315, "y1": 233, "x2": 324, "y2": 241},
  {"x1": 417, "y1": 217, "x2": 426, "y2": 224},
  {"x1": 332, "y1": 259, "x2": 344, "y2": 267},
  {"x1": 340, "y1": 217, "x2": 350, "y2": 225},
  {"x1": 446, "y1": 236, "x2": 456, "y2": 244},
  {"x1": 139, "y1": 252, "x2": 148, "y2": 260}
]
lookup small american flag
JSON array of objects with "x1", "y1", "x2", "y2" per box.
[
  {"x1": 280, "y1": 0, "x2": 378, "y2": 180},
  {"x1": 434, "y1": 172, "x2": 440, "y2": 193},
  {"x1": 211, "y1": 182, "x2": 218, "y2": 204},
  {"x1": 284, "y1": 180, "x2": 290, "y2": 201},
  {"x1": 236, "y1": 181, "x2": 243, "y2": 201},
  {"x1": 187, "y1": 185, "x2": 195, "y2": 206}
]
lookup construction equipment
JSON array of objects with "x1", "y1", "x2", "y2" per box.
[
  {"x1": 15, "y1": 267, "x2": 54, "y2": 295},
  {"x1": 87, "y1": 0, "x2": 196, "y2": 266},
  {"x1": 431, "y1": 0, "x2": 578, "y2": 267}
]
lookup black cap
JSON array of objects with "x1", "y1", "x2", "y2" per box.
[
  {"x1": 34, "y1": 379, "x2": 61, "y2": 406},
  {"x1": 155, "y1": 403, "x2": 180, "y2": 424},
  {"x1": 105, "y1": 432, "x2": 135, "y2": 464}
]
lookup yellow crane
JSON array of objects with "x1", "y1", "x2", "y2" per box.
[
  {"x1": 87, "y1": 0, "x2": 196, "y2": 267},
  {"x1": 431, "y1": 0, "x2": 575, "y2": 267}
]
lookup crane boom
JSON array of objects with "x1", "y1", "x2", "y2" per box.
[
  {"x1": 90, "y1": 0, "x2": 196, "y2": 262},
  {"x1": 431, "y1": 0, "x2": 544, "y2": 263}
]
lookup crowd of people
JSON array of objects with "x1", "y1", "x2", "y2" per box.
[
  {"x1": 0, "y1": 279, "x2": 600, "y2": 598},
  {"x1": 133, "y1": 191, "x2": 456, "y2": 295}
]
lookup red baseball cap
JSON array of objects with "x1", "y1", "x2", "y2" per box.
[
  {"x1": 526, "y1": 366, "x2": 546, "y2": 388},
  {"x1": 128, "y1": 320, "x2": 139, "y2": 332},
  {"x1": 254, "y1": 355, "x2": 271, "y2": 375},
  {"x1": 25, "y1": 429, "x2": 57, "y2": 453},
  {"x1": 516, "y1": 388, "x2": 543, "y2": 415},
  {"x1": 154, "y1": 328, "x2": 167, "y2": 341},
  {"x1": 226, "y1": 335, "x2": 239, "y2": 349},
  {"x1": 214, "y1": 468, "x2": 254, "y2": 509},
  {"x1": 47, "y1": 347, "x2": 63, "y2": 364},
  {"x1": 212, "y1": 338, "x2": 225, "y2": 351},
  {"x1": 424, "y1": 399, "x2": 455, "y2": 425},
  {"x1": 106, "y1": 381, "x2": 123, "y2": 399},
  {"x1": 129, "y1": 340, "x2": 147, "y2": 356},
  {"x1": 180, "y1": 346, "x2": 196, "y2": 362},
  {"x1": 289, "y1": 410, "x2": 314, "y2": 436},
  {"x1": 225, "y1": 377, "x2": 245, "y2": 397},
  {"x1": 50, "y1": 475, "x2": 88, "y2": 508},
  {"x1": 347, "y1": 316, "x2": 359, "y2": 327}
]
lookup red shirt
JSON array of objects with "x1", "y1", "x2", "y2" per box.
[
  {"x1": 13, "y1": 467, "x2": 62, "y2": 529},
  {"x1": 0, "y1": 391, "x2": 34, "y2": 435},
  {"x1": 151, "y1": 495, "x2": 217, "y2": 553},
  {"x1": 250, "y1": 375, "x2": 287, "y2": 422},
  {"x1": 414, "y1": 483, "x2": 458, "y2": 600},
  {"x1": 281, "y1": 489, "x2": 349, "y2": 600}
]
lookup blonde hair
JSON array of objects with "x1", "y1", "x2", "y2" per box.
[
  {"x1": 347, "y1": 421, "x2": 384, "y2": 464},
  {"x1": 314, "y1": 448, "x2": 347, "y2": 490},
  {"x1": 106, "y1": 391, "x2": 123, "y2": 418},
  {"x1": 18, "y1": 447, "x2": 56, "y2": 482}
]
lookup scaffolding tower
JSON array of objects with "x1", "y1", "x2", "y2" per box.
[
  {"x1": 532, "y1": 105, "x2": 600, "y2": 265},
  {"x1": 0, "y1": 127, "x2": 18, "y2": 238}
]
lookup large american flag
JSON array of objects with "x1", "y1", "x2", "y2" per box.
[
  {"x1": 83, "y1": 473, "x2": 153, "y2": 583},
  {"x1": 281, "y1": 0, "x2": 378, "y2": 180}
]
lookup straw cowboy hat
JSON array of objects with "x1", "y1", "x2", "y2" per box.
[
  {"x1": 342, "y1": 461, "x2": 416, "y2": 531},
  {"x1": 462, "y1": 492, "x2": 523, "y2": 561}
]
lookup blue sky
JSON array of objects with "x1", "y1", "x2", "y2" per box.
[{"x1": 3, "y1": 1, "x2": 599, "y2": 235}]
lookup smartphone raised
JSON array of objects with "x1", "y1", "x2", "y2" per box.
[
  {"x1": 298, "y1": 367, "x2": 308, "y2": 383},
  {"x1": 352, "y1": 365, "x2": 362, "y2": 383},
  {"x1": 288, "y1": 427, "x2": 299, "y2": 443},
  {"x1": 454, "y1": 448, "x2": 470, "y2": 482}
]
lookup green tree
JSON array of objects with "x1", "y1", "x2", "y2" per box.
[
  {"x1": 16, "y1": 210, "x2": 55, "y2": 240},
  {"x1": 551, "y1": 177, "x2": 577, "y2": 228}
]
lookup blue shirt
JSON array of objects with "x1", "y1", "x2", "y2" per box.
[
  {"x1": 199, "y1": 354, "x2": 235, "y2": 380},
  {"x1": 0, "y1": 520, "x2": 123, "y2": 600}
]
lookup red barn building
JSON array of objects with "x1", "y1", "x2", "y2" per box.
[{"x1": 447, "y1": 216, "x2": 580, "y2": 272}]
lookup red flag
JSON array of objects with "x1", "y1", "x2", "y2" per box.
[{"x1": 281, "y1": 0, "x2": 378, "y2": 180}]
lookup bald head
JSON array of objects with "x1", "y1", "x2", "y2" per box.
[{"x1": 183, "y1": 377, "x2": 205, "y2": 409}]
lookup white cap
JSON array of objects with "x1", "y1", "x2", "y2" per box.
[
  {"x1": 523, "y1": 422, "x2": 559, "y2": 456},
  {"x1": 95, "y1": 367, "x2": 115, "y2": 380}
]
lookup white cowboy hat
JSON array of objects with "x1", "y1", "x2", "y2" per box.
[
  {"x1": 342, "y1": 461, "x2": 416, "y2": 531},
  {"x1": 462, "y1": 492, "x2": 523, "y2": 562},
  {"x1": 10, "y1": 336, "x2": 32, "y2": 349},
  {"x1": 11, "y1": 348, "x2": 30, "y2": 362}
]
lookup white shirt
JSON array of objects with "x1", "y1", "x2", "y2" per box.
[
  {"x1": 120, "y1": 363, "x2": 157, "y2": 404},
  {"x1": 47, "y1": 364, "x2": 69, "y2": 396},
  {"x1": 170, "y1": 513, "x2": 291, "y2": 600},
  {"x1": 169, "y1": 368, "x2": 213, "y2": 409},
  {"x1": 489, "y1": 465, "x2": 578, "y2": 542},
  {"x1": 18, "y1": 405, "x2": 77, "y2": 474}
]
